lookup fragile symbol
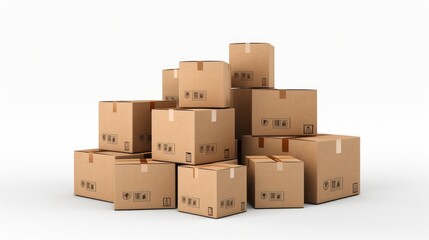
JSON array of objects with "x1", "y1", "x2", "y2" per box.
[
  {"x1": 323, "y1": 181, "x2": 329, "y2": 190},
  {"x1": 303, "y1": 124, "x2": 314, "y2": 134},
  {"x1": 261, "y1": 192, "x2": 268, "y2": 199},
  {"x1": 163, "y1": 198, "x2": 171, "y2": 207},
  {"x1": 185, "y1": 91, "x2": 190, "y2": 98},
  {"x1": 80, "y1": 180, "x2": 85, "y2": 188},
  {"x1": 261, "y1": 119, "x2": 269, "y2": 126},
  {"x1": 122, "y1": 192, "x2": 131, "y2": 200}
]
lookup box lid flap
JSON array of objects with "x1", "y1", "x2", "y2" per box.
[
  {"x1": 247, "y1": 155, "x2": 301, "y2": 164},
  {"x1": 294, "y1": 134, "x2": 358, "y2": 142}
]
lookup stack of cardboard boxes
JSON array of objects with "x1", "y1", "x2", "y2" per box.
[{"x1": 74, "y1": 42, "x2": 360, "y2": 218}]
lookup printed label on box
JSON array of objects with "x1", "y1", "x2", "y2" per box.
[
  {"x1": 163, "y1": 197, "x2": 172, "y2": 207},
  {"x1": 220, "y1": 198, "x2": 235, "y2": 209},
  {"x1": 184, "y1": 90, "x2": 207, "y2": 101},
  {"x1": 81, "y1": 180, "x2": 96, "y2": 192},
  {"x1": 156, "y1": 142, "x2": 175, "y2": 154},
  {"x1": 233, "y1": 71, "x2": 254, "y2": 81},
  {"x1": 181, "y1": 196, "x2": 200, "y2": 208},
  {"x1": 164, "y1": 96, "x2": 179, "y2": 101},
  {"x1": 102, "y1": 133, "x2": 118, "y2": 144},
  {"x1": 260, "y1": 191, "x2": 284, "y2": 201},
  {"x1": 323, "y1": 177, "x2": 343, "y2": 192},
  {"x1": 121, "y1": 191, "x2": 151, "y2": 201},
  {"x1": 303, "y1": 124, "x2": 314, "y2": 134},
  {"x1": 199, "y1": 143, "x2": 217, "y2": 155},
  {"x1": 260, "y1": 118, "x2": 291, "y2": 129}
]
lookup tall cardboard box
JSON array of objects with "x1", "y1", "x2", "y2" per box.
[
  {"x1": 289, "y1": 135, "x2": 360, "y2": 204},
  {"x1": 162, "y1": 69, "x2": 179, "y2": 104},
  {"x1": 241, "y1": 135, "x2": 294, "y2": 165},
  {"x1": 99, "y1": 100, "x2": 176, "y2": 153},
  {"x1": 247, "y1": 156, "x2": 304, "y2": 209},
  {"x1": 231, "y1": 89, "x2": 317, "y2": 137},
  {"x1": 229, "y1": 43, "x2": 274, "y2": 88},
  {"x1": 74, "y1": 149, "x2": 150, "y2": 202},
  {"x1": 114, "y1": 158, "x2": 176, "y2": 210},
  {"x1": 152, "y1": 108, "x2": 235, "y2": 165},
  {"x1": 178, "y1": 61, "x2": 231, "y2": 108},
  {"x1": 178, "y1": 163, "x2": 246, "y2": 218}
]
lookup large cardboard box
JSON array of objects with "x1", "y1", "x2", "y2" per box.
[
  {"x1": 162, "y1": 69, "x2": 179, "y2": 104},
  {"x1": 152, "y1": 108, "x2": 235, "y2": 165},
  {"x1": 247, "y1": 155, "x2": 304, "y2": 209},
  {"x1": 178, "y1": 61, "x2": 231, "y2": 108},
  {"x1": 231, "y1": 89, "x2": 317, "y2": 137},
  {"x1": 114, "y1": 158, "x2": 176, "y2": 210},
  {"x1": 178, "y1": 163, "x2": 246, "y2": 218},
  {"x1": 289, "y1": 135, "x2": 360, "y2": 204},
  {"x1": 99, "y1": 100, "x2": 176, "y2": 153},
  {"x1": 229, "y1": 43, "x2": 274, "y2": 88},
  {"x1": 241, "y1": 135, "x2": 294, "y2": 165},
  {"x1": 74, "y1": 149, "x2": 151, "y2": 202}
]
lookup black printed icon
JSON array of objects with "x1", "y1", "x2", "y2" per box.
[
  {"x1": 123, "y1": 192, "x2": 131, "y2": 200},
  {"x1": 208, "y1": 207, "x2": 213, "y2": 216},
  {"x1": 102, "y1": 134, "x2": 106, "y2": 141},
  {"x1": 81, "y1": 180, "x2": 85, "y2": 188},
  {"x1": 199, "y1": 146, "x2": 204, "y2": 153},
  {"x1": 186, "y1": 152, "x2": 192, "y2": 162},
  {"x1": 261, "y1": 192, "x2": 268, "y2": 199},
  {"x1": 157, "y1": 143, "x2": 162, "y2": 150},
  {"x1": 224, "y1": 149, "x2": 230, "y2": 158},
  {"x1": 185, "y1": 91, "x2": 190, "y2": 98},
  {"x1": 323, "y1": 181, "x2": 329, "y2": 190},
  {"x1": 262, "y1": 78, "x2": 267, "y2": 86},
  {"x1": 124, "y1": 141, "x2": 130, "y2": 151},
  {"x1": 261, "y1": 119, "x2": 269, "y2": 126},
  {"x1": 220, "y1": 200, "x2": 225, "y2": 208},
  {"x1": 181, "y1": 196, "x2": 186, "y2": 204},
  {"x1": 234, "y1": 72, "x2": 239, "y2": 79},
  {"x1": 353, "y1": 183, "x2": 359, "y2": 194},
  {"x1": 241, "y1": 202, "x2": 245, "y2": 211},
  {"x1": 303, "y1": 124, "x2": 314, "y2": 134},
  {"x1": 163, "y1": 198, "x2": 171, "y2": 207}
]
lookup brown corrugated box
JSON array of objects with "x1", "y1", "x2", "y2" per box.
[
  {"x1": 178, "y1": 163, "x2": 246, "y2": 218},
  {"x1": 152, "y1": 108, "x2": 235, "y2": 165},
  {"x1": 178, "y1": 61, "x2": 231, "y2": 108},
  {"x1": 241, "y1": 135, "x2": 294, "y2": 165},
  {"x1": 99, "y1": 100, "x2": 176, "y2": 153},
  {"x1": 231, "y1": 89, "x2": 317, "y2": 137},
  {"x1": 162, "y1": 69, "x2": 179, "y2": 104},
  {"x1": 289, "y1": 134, "x2": 360, "y2": 204},
  {"x1": 229, "y1": 43, "x2": 274, "y2": 88},
  {"x1": 114, "y1": 158, "x2": 176, "y2": 210},
  {"x1": 247, "y1": 155, "x2": 304, "y2": 209},
  {"x1": 74, "y1": 149, "x2": 151, "y2": 202}
]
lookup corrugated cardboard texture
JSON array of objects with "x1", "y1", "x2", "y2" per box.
[
  {"x1": 162, "y1": 69, "x2": 179, "y2": 105},
  {"x1": 152, "y1": 108, "x2": 235, "y2": 165},
  {"x1": 229, "y1": 43, "x2": 274, "y2": 88},
  {"x1": 99, "y1": 100, "x2": 176, "y2": 153},
  {"x1": 231, "y1": 89, "x2": 317, "y2": 137},
  {"x1": 241, "y1": 135, "x2": 294, "y2": 165},
  {"x1": 247, "y1": 156, "x2": 304, "y2": 208},
  {"x1": 74, "y1": 150, "x2": 151, "y2": 202},
  {"x1": 178, "y1": 61, "x2": 231, "y2": 108},
  {"x1": 114, "y1": 158, "x2": 176, "y2": 210},
  {"x1": 178, "y1": 164, "x2": 246, "y2": 218},
  {"x1": 289, "y1": 135, "x2": 360, "y2": 204}
]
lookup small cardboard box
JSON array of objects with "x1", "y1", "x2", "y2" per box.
[
  {"x1": 114, "y1": 158, "x2": 176, "y2": 210},
  {"x1": 289, "y1": 135, "x2": 360, "y2": 204},
  {"x1": 74, "y1": 149, "x2": 151, "y2": 202},
  {"x1": 241, "y1": 135, "x2": 294, "y2": 165},
  {"x1": 178, "y1": 163, "x2": 246, "y2": 218},
  {"x1": 229, "y1": 43, "x2": 274, "y2": 88},
  {"x1": 178, "y1": 61, "x2": 231, "y2": 108},
  {"x1": 247, "y1": 156, "x2": 304, "y2": 209},
  {"x1": 99, "y1": 100, "x2": 176, "y2": 153},
  {"x1": 162, "y1": 69, "x2": 179, "y2": 104},
  {"x1": 152, "y1": 108, "x2": 235, "y2": 165},
  {"x1": 231, "y1": 89, "x2": 317, "y2": 137}
]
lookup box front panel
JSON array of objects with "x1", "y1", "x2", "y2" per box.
[
  {"x1": 114, "y1": 163, "x2": 176, "y2": 210},
  {"x1": 252, "y1": 90, "x2": 317, "y2": 136},
  {"x1": 217, "y1": 167, "x2": 247, "y2": 218}
]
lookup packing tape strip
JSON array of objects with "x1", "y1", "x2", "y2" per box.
[
  {"x1": 279, "y1": 90, "x2": 287, "y2": 99},
  {"x1": 168, "y1": 109, "x2": 174, "y2": 122},
  {"x1": 211, "y1": 110, "x2": 217, "y2": 122},
  {"x1": 258, "y1": 137, "x2": 264, "y2": 148},
  {"x1": 88, "y1": 152, "x2": 94, "y2": 163},
  {"x1": 336, "y1": 139, "x2": 342, "y2": 154},
  {"x1": 150, "y1": 102, "x2": 155, "y2": 111},
  {"x1": 140, "y1": 158, "x2": 148, "y2": 172},
  {"x1": 173, "y1": 69, "x2": 178, "y2": 79},
  {"x1": 197, "y1": 61, "x2": 204, "y2": 71},
  {"x1": 245, "y1": 43, "x2": 251, "y2": 53},
  {"x1": 230, "y1": 168, "x2": 235, "y2": 179},
  {"x1": 282, "y1": 138, "x2": 289, "y2": 152},
  {"x1": 193, "y1": 168, "x2": 199, "y2": 178},
  {"x1": 113, "y1": 101, "x2": 117, "y2": 112},
  {"x1": 276, "y1": 162, "x2": 283, "y2": 171}
]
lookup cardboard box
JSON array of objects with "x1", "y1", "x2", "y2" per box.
[
  {"x1": 247, "y1": 155, "x2": 304, "y2": 209},
  {"x1": 229, "y1": 43, "x2": 274, "y2": 88},
  {"x1": 178, "y1": 61, "x2": 231, "y2": 108},
  {"x1": 289, "y1": 135, "x2": 360, "y2": 204},
  {"x1": 114, "y1": 158, "x2": 176, "y2": 210},
  {"x1": 231, "y1": 89, "x2": 317, "y2": 137},
  {"x1": 178, "y1": 163, "x2": 246, "y2": 218},
  {"x1": 74, "y1": 149, "x2": 151, "y2": 202},
  {"x1": 241, "y1": 135, "x2": 294, "y2": 165},
  {"x1": 99, "y1": 100, "x2": 176, "y2": 153},
  {"x1": 162, "y1": 69, "x2": 179, "y2": 105},
  {"x1": 152, "y1": 108, "x2": 235, "y2": 165}
]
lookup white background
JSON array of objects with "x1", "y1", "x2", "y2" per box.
[{"x1": 1, "y1": 0, "x2": 428, "y2": 239}]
